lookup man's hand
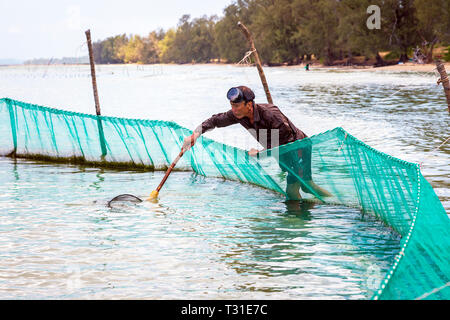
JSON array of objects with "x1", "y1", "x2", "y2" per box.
[
  {"x1": 248, "y1": 148, "x2": 259, "y2": 157},
  {"x1": 182, "y1": 132, "x2": 200, "y2": 151}
]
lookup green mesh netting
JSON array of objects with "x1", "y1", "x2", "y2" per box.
[{"x1": 0, "y1": 97, "x2": 449, "y2": 300}]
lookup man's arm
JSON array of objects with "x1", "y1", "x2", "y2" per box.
[
  {"x1": 183, "y1": 110, "x2": 238, "y2": 151},
  {"x1": 193, "y1": 110, "x2": 237, "y2": 135}
]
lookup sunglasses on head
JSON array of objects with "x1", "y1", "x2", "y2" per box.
[{"x1": 227, "y1": 87, "x2": 245, "y2": 103}]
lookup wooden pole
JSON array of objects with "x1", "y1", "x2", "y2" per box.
[
  {"x1": 435, "y1": 60, "x2": 450, "y2": 113},
  {"x1": 237, "y1": 21, "x2": 273, "y2": 104},
  {"x1": 85, "y1": 29, "x2": 107, "y2": 157},
  {"x1": 85, "y1": 29, "x2": 101, "y2": 116}
]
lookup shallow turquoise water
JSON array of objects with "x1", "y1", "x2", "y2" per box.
[
  {"x1": 1, "y1": 64, "x2": 448, "y2": 210},
  {"x1": 1, "y1": 64, "x2": 447, "y2": 299},
  {"x1": 0, "y1": 157, "x2": 400, "y2": 299}
]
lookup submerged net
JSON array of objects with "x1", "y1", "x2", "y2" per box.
[{"x1": 0, "y1": 97, "x2": 448, "y2": 299}]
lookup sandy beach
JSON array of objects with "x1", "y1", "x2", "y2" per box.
[
  {"x1": 3, "y1": 61, "x2": 450, "y2": 75},
  {"x1": 309, "y1": 62, "x2": 450, "y2": 73},
  {"x1": 368, "y1": 62, "x2": 450, "y2": 72}
]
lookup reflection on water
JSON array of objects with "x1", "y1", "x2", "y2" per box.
[
  {"x1": 89, "y1": 170, "x2": 105, "y2": 191},
  {"x1": 0, "y1": 158, "x2": 400, "y2": 299}
]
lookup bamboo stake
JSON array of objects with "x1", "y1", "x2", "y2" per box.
[
  {"x1": 435, "y1": 60, "x2": 450, "y2": 113},
  {"x1": 85, "y1": 29, "x2": 107, "y2": 157},
  {"x1": 237, "y1": 21, "x2": 273, "y2": 104}
]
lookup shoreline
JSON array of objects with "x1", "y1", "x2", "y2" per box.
[
  {"x1": 287, "y1": 62, "x2": 450, "y2": 73},
  {"x1": 2, "y1": 61, "x2": 449, "y2": 73}
]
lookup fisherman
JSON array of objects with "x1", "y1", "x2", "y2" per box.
[{"x1": 182, "y1": 86, "x2": 331, "y2": 200}]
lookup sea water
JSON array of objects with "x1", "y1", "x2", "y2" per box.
[
  {"x1": 0, "y1": 157, "x2": 400, "y2": 299},
  {"x1": 0, "y1": 64, "x2": 447, "y2": 298}
]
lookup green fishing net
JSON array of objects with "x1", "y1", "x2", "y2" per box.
[{"x1": 1, "y1": 97, "x2": 448, "y2": 300}]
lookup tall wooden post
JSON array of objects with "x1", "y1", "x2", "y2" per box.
[
  {"x1": 237, "y1": 21, "x2": 273, "y2": 104},
  {"x1": 85, "y1": 29, "x2": 107, "y2": 157},
  {"x1": 435, "y1": 60, "x2": 450, "y2": 113}
]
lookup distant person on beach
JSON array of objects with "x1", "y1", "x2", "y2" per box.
[
  {"x1": 182, "y1": 85, "x2": 331, "y2": 200},
  {"x1": 305, "y1": 63, "x2": 310, "y2": 71}
]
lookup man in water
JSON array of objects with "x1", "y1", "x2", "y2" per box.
[{"x1": 182, "y1": 86, "x2": 331, "y2": 200}]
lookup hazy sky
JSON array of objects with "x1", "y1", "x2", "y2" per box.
[{"x1": 0, "y1": 0, "x2": 234, "y2": 60}]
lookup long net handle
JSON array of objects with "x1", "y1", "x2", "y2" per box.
[{"x1": 155, "y1": 149, "x2": 185, "y2": 192}]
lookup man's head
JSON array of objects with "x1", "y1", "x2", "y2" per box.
[{"x1": 227, "y1": 86, "x2": 255, "y2": 119}]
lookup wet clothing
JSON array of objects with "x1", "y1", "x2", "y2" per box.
[
  {"x1": 279, "y1": 140, "x2": 312, "y2": 184},
  {"x1": 194, "y1": 103, "x2": 312, "y2": 184}
]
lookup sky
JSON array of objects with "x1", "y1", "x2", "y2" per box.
[{"x1": 0, "y1": 0, "x2": 234, "y2": 60}]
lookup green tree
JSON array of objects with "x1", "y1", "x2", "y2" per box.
[
  {"x1": 145, "y1": 31, "x2": 163, "y2": 63},
  {"x1": 414, "y1": 0, "x2": 450, "y2": 62},
  {"x1": 188, "y1": 15, "x2": 219, "y2": 62},
  {"x1": 118, "y1": 35, "x2": 143, "y2": 63},
  {"x1": 380, "y1": 0, "x2": 419, "y2": 62},
  {"x1": 249, "y1": 0, "x2": 304, "y2": 64},
  {"x1": 93, "y1": 34, "x2": 128, "y2": 64},
  {"x1": 159, "y1": 14, "x2": 219, "y2": 63},
  {"x1": 158, "y1": 28, "x2": 176, "y2": 63},
  {"x1": 292, "y1": 0, "x2": 340, "y2": 65},
  {"x1": 89, "y1": 0, "x2": 449, "y2": 66},
  {"x1": 215, "y1": 1, "x2": 252, "y2": 63},
  {"x1": 337, "y1": 0, "x2": 384, "y2": 62}
]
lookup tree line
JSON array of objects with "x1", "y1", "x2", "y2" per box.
[{"x1": 92, "y1": 0, "x2": 450, "y2": 66}]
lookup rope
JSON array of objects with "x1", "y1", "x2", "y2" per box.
[
  {"x1": 237, "y1": 49, "x2": 256, "y2": 66},
  {"x1": 371, "y1": 86, "x2": 409, "y2": 106},
  {"x1": 338, "y1": 132, "x2": 348, "y2": 151},
  {"x1": 415, "y1": 282, "x2": 450, "y2": 300},
  {"x1": 437, "y1": 75, "x2": 449, "y2": 85},
  {"x1": 236, "y1": 49, "x2": 256, "y2": 85},
  {"x1": 419, "y1": 136, "x2": 450, "y2": 167},
  {"x1": 374, "y1": 66, "x2": 444, "y2": 106},
  {"x1": 385, "y1": 88, "x2": 404, "y2": 99}
]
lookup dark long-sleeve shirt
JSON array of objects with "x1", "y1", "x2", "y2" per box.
[{"x1": 194, "y1": 103, "x2": 307, "y2": 149}]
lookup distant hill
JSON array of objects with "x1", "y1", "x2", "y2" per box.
[
  {"x1": 0, "y1": 59, "x2": 24, "y2": 65},
  {"x1": 23, "y1": 56, "x2": 89, "y2": 65}
]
